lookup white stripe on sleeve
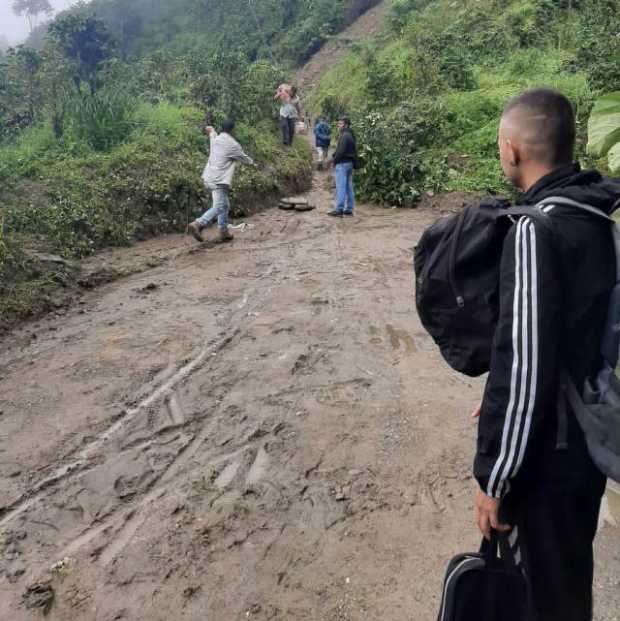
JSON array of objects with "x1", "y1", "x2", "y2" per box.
[
  {"x1": 486, "y1": 219, "x2": 525, "y2": 497},
  {"x1": 486, "y1": 219, "x2": 539, "y2": 497},
  {"x1": 511, "y1": 221, "x2": 539, "y2": 475}
]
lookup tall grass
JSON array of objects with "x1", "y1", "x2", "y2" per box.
[{"x1": 66, "y1": 89, "x2": 135, "y2": 151}]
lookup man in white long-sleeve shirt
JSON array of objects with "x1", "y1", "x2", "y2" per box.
[{"x1": 188, "y1": 120, "x2": 254, "y2": 243}]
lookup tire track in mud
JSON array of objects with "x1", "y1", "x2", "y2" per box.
[
  {"x1": 63, "y1": 423, "x2": 252, "y2": 566},
  {"x1": 0, "y1": 249, "x2": 303, "y2": 612},
  {"x1": 0, "y1": 269, "x2": 283, "y2": 531},
  {"x1": 0, "y1": 331, "x2": 237, "y2": 529}
]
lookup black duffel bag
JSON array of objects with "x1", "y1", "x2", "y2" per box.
[{"x1": 437, "y1": 532, "x2": 528, "y2": 621}]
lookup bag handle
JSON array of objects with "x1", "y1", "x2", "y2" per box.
[{"x1": 479, "y1": 531, "x2": 501, "y2": 568}]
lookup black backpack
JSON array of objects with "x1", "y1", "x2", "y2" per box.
[
  {"x1": 415, "y1": 195, "x2": 620, "y2": 481},
  {"x1": 414, "y1": 197, "x2": 549, "y2": 377},
  {"x1": 437, "y1": 533, "x2": 528, "y2": 621}
]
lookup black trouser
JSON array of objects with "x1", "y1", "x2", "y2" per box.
[
  {"x1": 280, "y1": 116, "x2": 295, "y2": 146},
  {"x1": 501, "y1": 486, "x2": 604, "y2": 621}
]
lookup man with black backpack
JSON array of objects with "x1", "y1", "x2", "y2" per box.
[{"x1": 470, "y1": 89, "x2": 620, "y2": 620}]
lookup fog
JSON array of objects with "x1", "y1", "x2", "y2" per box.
[{"x1": 0, "y1": 0, "x2": 78, "y2": 44}]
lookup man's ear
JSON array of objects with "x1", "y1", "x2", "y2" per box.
[{"x1": 507, "y1": 139, "x2": 520, "y2": 167}]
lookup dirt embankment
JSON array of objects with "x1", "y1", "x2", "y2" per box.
[{"x1": 296, "y1": 1, "x2": 387, "y2": 95}]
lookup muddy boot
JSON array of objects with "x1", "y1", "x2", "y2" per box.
[
  {"x1": 317, "y1": 160, "x2": 324, "y2": 171},
  {"x1": 217, "y1": 228, "x2": 234, "y2": 243},
  {"x1": 187, "y1": 221, "x2": 204, "y2": 242}
]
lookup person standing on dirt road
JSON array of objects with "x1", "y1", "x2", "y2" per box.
[
  {"x1": 327, "y1": 117, "x2": 357, "y2": 217},
  {"x1": 188, "y1": 120, "x2": 254, "y2": 244},
  {"x1": 472, "y1": 88, "x2": 619, "y2": 621}
]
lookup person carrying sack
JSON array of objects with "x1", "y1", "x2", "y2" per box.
[
  {"x1": 275, "y1": 83, "x2": 298, "y2": 146},
  {"x1": 467, "y1": 89, "x2": 620, "y2": 620}
]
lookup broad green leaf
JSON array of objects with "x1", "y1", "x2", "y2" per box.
[
  {"x1": 587, "y1": 92, "x2": 620, "y2": 157},
  {"x1": 608, "y1": 142, "x2": 620, "y2": 175}
]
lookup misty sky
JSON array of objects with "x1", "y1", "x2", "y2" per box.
[{"x1": 0, "y1": 0, "x2": 79, "y2": 44}]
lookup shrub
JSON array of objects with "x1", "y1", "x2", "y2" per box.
[
  {"x1": 353, "y1": 99, "x2": 455, "y2": 206},
  {"x1": 66, "y1": 89, "x2": 135, "y2": 151}
]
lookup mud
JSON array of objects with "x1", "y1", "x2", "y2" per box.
[{"x1": 1, "y1": 165, "x2": 618, "y2": 620}]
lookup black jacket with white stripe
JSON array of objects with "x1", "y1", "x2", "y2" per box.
[{"x1": 474, "y1": 164, "x2": 620, "y2": 499}]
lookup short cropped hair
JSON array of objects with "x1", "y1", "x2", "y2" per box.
[
  {"x1": 339, "y1": 116, "x2": 351, "y2": 127},
  {"x1": 503, "y1": 88, "x2": 576, "y2": 166},
  {"x1": 221, "y1": 119, "x2": 235, "y2": 133}
]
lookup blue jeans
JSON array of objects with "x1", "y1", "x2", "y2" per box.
[
  {"x1": 335, "y1": 162, "x2": 355, "y2": 213},
  {"x1": 198, "y1": 186, "x2": 230, "y2": 231}
]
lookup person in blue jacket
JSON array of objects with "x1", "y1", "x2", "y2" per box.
[{"x1": 314, "y1": 117, "x2": 332, "y2": 170}]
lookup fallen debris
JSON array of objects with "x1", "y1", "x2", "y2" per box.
[
  {"x1": 280, "y1": 197, "x2": 309, "y2": 206},
  {"x1": 278, "y1": 201, "x2": 315, "y2": 212}
]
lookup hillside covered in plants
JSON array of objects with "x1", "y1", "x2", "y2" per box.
[
  {"x1": 2, "y1": 0, "x2": 619, "y2": 325},
  {"x1": 310, "y1": 0, "x2": 620, "y2": 206},
  {"x1": 0, "y1": 0, "x2": 380, "y2": 323}
]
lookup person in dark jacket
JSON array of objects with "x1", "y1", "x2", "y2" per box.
[
  {"x1": 472, "y1": 88, "x2": 620, "y2": 620},
  {"x1": 314, "y1": 117, "x2": 332, "y2": 170},
  {"x1": 327, "y1": 117, "x2": 357, "y2": 217}
]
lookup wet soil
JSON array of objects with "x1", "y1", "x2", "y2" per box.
[{"x1": 1, "y1": 162, "x2": 618, "y2": 620}]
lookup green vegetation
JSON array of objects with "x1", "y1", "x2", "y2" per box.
[
  {"x1": 3, "y1": 0, "x2": 385, "y2": 325},
  {"x1": 26, "y1": 0, "x2": 382, "y2": 65},
  {"x1": 2, "y1": 0, "x2": 619, "y2": 326},
  {"x1": 310, "y1": 0, "x2": 620, "y2": 205},
  {"x1": 1, "y1": 0, "x2": 377, "y2": 266},
  {"x1": 588, "y1": 92, "x2": 620, "y2": 174}
]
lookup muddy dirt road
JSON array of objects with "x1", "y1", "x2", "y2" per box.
[{"x1": 1, "y1": 169, "x2": 619, "y2": 620}]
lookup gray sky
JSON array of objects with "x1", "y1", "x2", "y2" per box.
[{"x1": 0, "y1": 0, "x2": 78, "y2": 44}]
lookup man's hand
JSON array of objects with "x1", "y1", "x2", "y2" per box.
[
  {"x1": 203, "y1": 125, "x2": 215, "y2": 136},
  {"x1": 471, "y1": 402, "x2": 482, "y2": 419},
  {"x1": 474, "y1": 488, "x2": 511, "y2": 540}
]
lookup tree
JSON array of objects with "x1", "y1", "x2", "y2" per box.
[
  {"x1": 0, "y1": 46, "x2": 44, "y2": 139},
  {"x1": 48, "y1": 13, "x2": 115, "y2": 93},
  {"x1": 39, "y1": 45, "x2": 74, "y2": 139},
  {"x1": 93, "y1": 0, "x2": 144, "y2": 60},
  {"x1": 11, "y1": 0, "x2": 53, "y2": 34}
]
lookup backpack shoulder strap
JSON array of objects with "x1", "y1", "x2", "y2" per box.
[
  {"x1": 495, "y1": 205, "x2": 553, "y2": 230},
  {"x1": 540, "y1": 196, "x2": 620, "y2": 276},
  {"x1": 537, "y1": 196, "x2": 614, "y2": 221}
]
